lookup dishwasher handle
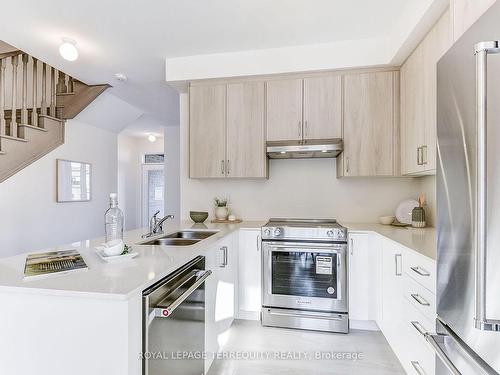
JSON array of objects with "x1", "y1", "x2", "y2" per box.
[{"x1": 152, "y1": 270, "x2": 212, "y2": 319}]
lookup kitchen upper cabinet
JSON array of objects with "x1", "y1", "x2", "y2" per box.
[
  {"x1": 226, "y1": 82, "x2": 267, "y2": 178},
  {"x1": 266, "y1": 79, "x2": 303, "y2": 142},
  {"x1": 452, "y1": 0, "x2": 496, "y2": 41},
  {"x1": 303, "y1": 75, "x2": 342, "y2": 140},
  {"x1": 340, "y1": 71, "x2": 399, "y2": 177},
  {"x1": 400, "y1": 9, "x2": 452, "y2": 176},
  {"x1": 189, "y1": 84, "x2": 226, "y2": 178},
  {"x1": 189, "y1": 82, "x2": 267, "y2": 179}
]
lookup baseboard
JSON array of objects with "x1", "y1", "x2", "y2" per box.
[
  {"x1": 236, "y1": 309, "x2": 261, "y2": 321},
  {"x1": 349, "y1": 319, "x2": 380, "y2": 331}
]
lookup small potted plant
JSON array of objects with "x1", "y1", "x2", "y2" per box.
[{"x1": 214, "y1": 197, "x2": 229, "y2": 220}]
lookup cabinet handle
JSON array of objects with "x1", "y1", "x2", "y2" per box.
[
  {"x1": 350, "y1": 238, "x2": 354, "y2": 256},
  {"x1": 411, "y1": 321, "x2": 427, "y2": 336},
  {"x1": 395, "y1": 254, "x2": 402, "y2": 276},
  {"x1": 298, "y1": 121, "x2": 302, "y2": 138},
  {"x1": 221, "y1": 160, "x2": 225, "y2": 175},
  {"x1": 417, "y1": 146, "x2": 422, "y2": 166},
  {"x1": 411, "y1": 293, "x2": 430, "y2": 306},
  {"x1": 410, "y1": 266, "x2": 430, "y2": 277},
  {"x1": 304, "y1": 120, "x2": 308, "y2": 137},
  {"x1": 256, "y1": 235, "x2": 261, "y2": 251},
  {"x1": 226, "y1": 160, "x2": 230, "y2": 175},
  {"x1": 411, "y1": 361, "x2": 426, "y2": 375},
  {"x1": 422, "y1": 145, "x2": 428, "y2": 165},
  {"x1": 219, "y1": 246, "x2": 228, "y2": 267},
  {"x1": 346, "y1": 157, "x2": 350, "y2": 174}
]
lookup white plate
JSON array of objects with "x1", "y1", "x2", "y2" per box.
[
  {"x1": 95, "y1": 246, "x2": 138, "y2": 262},
  {"x1": 395, "y1": 199, "x2": 419, "y2": 224}
]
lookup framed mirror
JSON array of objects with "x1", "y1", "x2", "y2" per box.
[{"x1": 56, "y1": 159, "x2": 92, "y2": 202}]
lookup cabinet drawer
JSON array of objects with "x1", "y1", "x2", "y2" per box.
[
  {"x1": 403, "y1": 273, "x2": 436, "y2": 322},
  {"x1": 402, "y1": 298, "x2": 435, "y2": 375},
  {"x1": 403, "y1": 249, "x2": 436, "y2": 293}
]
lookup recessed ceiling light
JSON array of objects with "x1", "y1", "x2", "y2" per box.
[
  {"x1": 114, "y1": 73, "x2": 128, "y2": 82},
  {"x1": 280, "y1": 151, "x2": 286, "y2": 154},
  {"x1": 148, "y1": 134, "x2": 157, "y2": 142},
  {"x1": 59, "y1": 38, "x2": 78, "y2": 61}
]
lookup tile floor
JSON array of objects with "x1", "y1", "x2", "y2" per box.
[{"x1": 208, "y1": 320, "x2": 405, "y2": 375}]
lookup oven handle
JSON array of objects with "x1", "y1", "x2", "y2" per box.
[{"x1": 264, "y1": 243, "x2": 345, "y2": 253}]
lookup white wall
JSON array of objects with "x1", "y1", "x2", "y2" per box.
[
  {"x1": 179, "y1": 94, "x2": 421, "y2": 222},
  {"x1": 164, "y1": 126, "x2": 180, "y2": 219},
  {"x1": 419, "y1": 175, "x2": 436, "y2": 226},
  {"x1": 117, "y1": 134, "x2": 164, "y2": 230},
  {"x1": 0, "y1": 120, "x2": 117, "y2": 258}
]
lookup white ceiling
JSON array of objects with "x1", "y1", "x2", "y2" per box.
[{"x1": 0, "y1": 0, "x2": 446, "y2": 132}]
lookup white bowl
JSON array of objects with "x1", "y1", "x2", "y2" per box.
[
  {"x1": 379, "y1": 216, "x2": 395, "y2": 225},
  {"x1": 102, "y1": 239, "x2": 124, "y2": 256}
]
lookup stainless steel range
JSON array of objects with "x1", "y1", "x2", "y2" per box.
[{"x1": 261, "y1": 218, "x2": 349, "y2": 333}]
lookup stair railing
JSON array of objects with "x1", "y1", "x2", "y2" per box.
[{"x1": 0, "y1": 50, "x2": 75, "y2": 139}]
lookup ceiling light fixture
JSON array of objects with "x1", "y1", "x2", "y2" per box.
[
  {"x1": 148, "y1": 134, "x2": 157, "y2": 143},
  {"x1": 114, "y1": 73, "x2": 128, "y2": 82},
  {"x1": 59, "y1": 38, "x2": 79, "y2": 61}
]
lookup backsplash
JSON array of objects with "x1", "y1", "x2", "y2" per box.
[{"x1": 181, "y1": 158, "x2": 422, "y2": 223}]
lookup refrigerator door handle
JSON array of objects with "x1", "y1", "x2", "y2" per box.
[{"x1": 474, "y1": 41, "x2": 500, "y2": 332}]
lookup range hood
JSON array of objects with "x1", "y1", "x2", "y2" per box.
[{"x1": 266, "y1": 139, "x2": 343, "y2": 159}]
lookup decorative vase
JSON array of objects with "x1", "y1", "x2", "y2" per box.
[
  {"x1": 411, "y1": 206, "x2": 426, "y2": 228},
  {"x1": 214, "y1": 206, "x2": 229, "y2": 220}
]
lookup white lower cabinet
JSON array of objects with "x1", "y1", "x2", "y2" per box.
[
  {"x1": 349, "y1": 233, "x2": 436, "y2": 375},
  {"x1": 237, "y1": 229, "x2": 262, "y2": 320},
  {"x1": 204, "y1": 233, "x2": 238, "y2": 373},
  {"x1": 348, "y1": 233, "x2": 381, "y2": 325},
  {"x1": 380, "y1": 237, "x2": 436, "y2": 375}
]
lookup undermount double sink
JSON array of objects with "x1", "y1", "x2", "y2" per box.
[{"x1": 141, "y1": 230, "x2": 219, "y2": 246}]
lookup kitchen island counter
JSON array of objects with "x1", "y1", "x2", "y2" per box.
[{"x1": 0, "y1": 220, "x2": 265, "y2": 300}]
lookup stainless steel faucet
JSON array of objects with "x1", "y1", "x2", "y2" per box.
[{"x1": 141, "y1": 211, "x2": 175, "y2": 238}]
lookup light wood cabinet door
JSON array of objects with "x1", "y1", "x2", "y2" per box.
[
  {"x1": 266, "y1": 79, "x2": 303, "y2": 142},
  {"x1": 303, "y1": 75, "x2": 342, "y2": 140},
  {"x1": 189, "y1": 84, "x2": 226, "y2": 178},
  {"x1": 400, "y1": 9, "x2": 451, "y2": 175},
  {"x1": 226, "y1": 82, "x2": 267, "y2": 178},
  {"x1": 452, "y1": 0, "x2": 496, "y2": 41},
  {"x1": 342, "y1": 71, "x2": 396, "y2": 177},
  {"x1": 401, "y1": 44, "x2": 425, "y2": 175}
]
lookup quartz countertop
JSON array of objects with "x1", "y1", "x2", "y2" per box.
[
  {"x1": 341, "y1": 222, "x2": 436, "y2": 260},
  {"x1": 0, "y1": 220, "x2": 265, "y2": 300}
]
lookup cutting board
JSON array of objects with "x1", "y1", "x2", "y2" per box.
[{"x1": 210, "y1": 219, "x2": 242, "y2": 224}]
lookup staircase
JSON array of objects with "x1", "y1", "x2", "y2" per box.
[{"x1": 0, "y1": 49, "x2": 110, "y2": 183}]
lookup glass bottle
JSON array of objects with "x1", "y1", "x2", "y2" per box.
[{"x1": 104, "y1": 193, "x2": 124, "y2": 243}]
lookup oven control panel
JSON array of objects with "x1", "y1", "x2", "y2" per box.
[{"x1": 261, "y1": 224, "x2": 347, "y2": 242}]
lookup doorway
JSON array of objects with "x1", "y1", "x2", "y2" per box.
[{"x1": 141, "y1": 160, "x2": 165, "y2": 228}]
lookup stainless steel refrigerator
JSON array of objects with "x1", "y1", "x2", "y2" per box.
[{"x1": 435, "y1": 1, "x2": 500, "y2": 374}]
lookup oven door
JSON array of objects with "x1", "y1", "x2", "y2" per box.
[{"x1": 262, "y1": 241, "x2": 347, "y2": 313}]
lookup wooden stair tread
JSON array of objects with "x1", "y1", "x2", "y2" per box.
[
  {"x1": 18, "y1": 124, "x2": 48, "y2": 132},
  {"x1": 39, "y1": 114, "x2": 64, "y2": 122},
  {"x1": 0, "y1": 134, "x2": 28, "y2": 142}
]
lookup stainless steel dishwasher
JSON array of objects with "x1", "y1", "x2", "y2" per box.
[{"x1": 142, "y1": 256, "x2": 212, "y2": 375}]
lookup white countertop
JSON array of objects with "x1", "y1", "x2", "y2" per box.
[
  {"x1": 342, "y1": 222, "x2": 436, "y2": 260},
  {"x1": 0, "y1": 220, "x2": 265, "y2": 301},
  {"x1": 0, "y1": 219, "x2": 435, "y2": 301}
]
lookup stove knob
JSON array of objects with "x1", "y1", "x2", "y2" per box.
[
  {"x1": 327, "y1": 230, "x2": 334, "y2": 237},
  {"x1": 274, "y1": 228, "x2": 282, "y2": 236},
  {"x1": 263, "y1": 229, "x2": 271, "y2": 236},
  {"x1": 336, "y1": 230, "x2": 345, "y2": 238}
]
